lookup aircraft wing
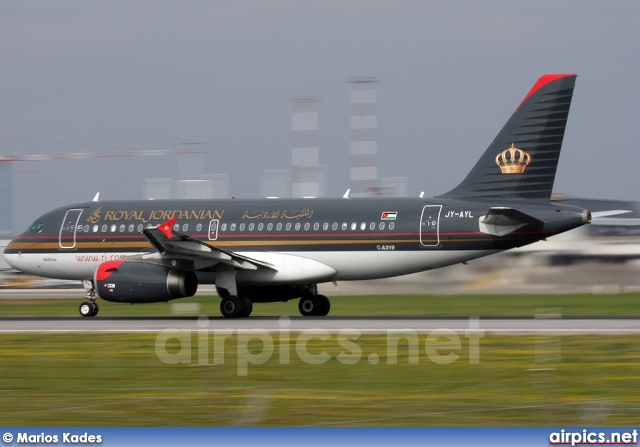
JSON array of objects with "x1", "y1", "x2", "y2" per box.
[
  {"x1": 142, "y1": 217, "x2": 275, "y2": 271},
  {"x1": 478, "y1": 207, "x2": 544, "y2": 237}
]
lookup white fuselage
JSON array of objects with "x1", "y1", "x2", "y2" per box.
[{"x1": 4, "y1": 249, "x2": 498, "y2": 284}]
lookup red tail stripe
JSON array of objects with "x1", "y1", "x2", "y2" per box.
[{"x1": 517, "y1": 73, "x2": 576, "y2": 110}]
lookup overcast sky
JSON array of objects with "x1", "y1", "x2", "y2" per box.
[{"x1": 1, "y1": 1, "x2": 640, "y2": 232}]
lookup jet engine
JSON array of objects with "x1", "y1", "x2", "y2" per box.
[{"x1": 94, "y1": 260, "x2": 198, "y2": 303}]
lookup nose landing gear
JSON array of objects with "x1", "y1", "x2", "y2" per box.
[{"x1": 79, "y1": 280, "x2": 99, "y2": 317}]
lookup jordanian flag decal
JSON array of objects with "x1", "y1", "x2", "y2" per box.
[{"x1": 381, "y1": 211, "x2": 397, "y2": 221}]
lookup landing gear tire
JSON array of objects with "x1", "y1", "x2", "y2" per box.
[
  {"x1": 79, "y1": 301, "x2": 98, "y2": 317},
  {"x1": 298, "y1": 294, "x2": 330, "y2": 317},
  {"x1": 220, "y1": 295, "x2": 246, "y2": 318},
  {"x1": 240, "y1": 295, "x2": 253, "y2": 317}
]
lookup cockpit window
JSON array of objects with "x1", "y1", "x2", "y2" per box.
[{"x1": 28, "y1": 222, "x2": 44, "y2": 234}]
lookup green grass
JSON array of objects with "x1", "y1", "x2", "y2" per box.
[
  {"x1": 2, "y1": 293, "x2": 640, "y2": 317},
  {"x1": 2, "y1": 293, "x2": 639, "y2": 426},
  {"x1": 1, "y1": 333, "x2": 639, "y2": 426}
]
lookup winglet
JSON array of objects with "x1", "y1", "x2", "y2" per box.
[{"x1": 158, "y1": 217, "x2": 177, "y2": 238}]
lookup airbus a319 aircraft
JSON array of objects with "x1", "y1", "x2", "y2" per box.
[{"x1": 4, "y1": 73, "x2": 592, "y2": 318}]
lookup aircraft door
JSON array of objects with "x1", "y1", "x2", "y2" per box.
[
  {"x1": 208, "y1": 219, "x2": 219, "y2": 241},
  {"x1": 59, "y1": 209, "x2": 83, "y2": 249},
  {"x1": 420, "y1": 205, "x2": 442, "y2": 247}
]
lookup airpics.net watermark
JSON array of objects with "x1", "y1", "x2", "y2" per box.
[{"x1": 154, "y1": 316, "x2": 485, "y2": 376}]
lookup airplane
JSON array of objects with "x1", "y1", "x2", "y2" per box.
[{"x1": 3, "y1": 73, "x2": 592, "y2": 318}]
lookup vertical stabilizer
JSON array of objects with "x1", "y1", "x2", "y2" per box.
[{"x1": 439, "y1": 74, "x2": 577, "y2": 201}]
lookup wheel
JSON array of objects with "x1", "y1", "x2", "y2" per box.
[
  {"x1": 315, "y1": 294, "x2": 330, "y2": 316},
  {"x1": 299, "y1": 297, "x2": 314, "y2": 316},
  {"x1": 220, "y1": 295, "x2": 246, "y2": 318},
  {"x1": 240, "y1": 295, "x2": 253, "y2": 317},
  {"x1": 298, "y1": 295, "x2": 331, "y2": 317},
  {"x1": 79, "y1": 301, "x2": 94, "y2": 317},
  {"x1": 90, "y1": 302, "x2": 99, "y2": 317}
]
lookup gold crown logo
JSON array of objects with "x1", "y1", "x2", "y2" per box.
[{"x1": 495, "y1": 143, "x2": 531, "y2": 174}]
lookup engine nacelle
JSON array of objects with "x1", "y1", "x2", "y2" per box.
[{"x1": 94, "y1": 260, "x2": 198, "y2": 303}]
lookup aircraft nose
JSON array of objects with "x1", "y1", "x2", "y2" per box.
[{"x1": 3, "y1": 239, "x2": 26, "y2": 271}]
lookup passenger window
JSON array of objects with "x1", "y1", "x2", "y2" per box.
[
  {"x1": 111, "y1": 225, "x2": 116, "y2": 232},
  {"x1": 258, "y1": 223, "x2": 264, "y2": 231},
  {"x1": 128, "y1": 224, "x2": 134, "y2": 232},
  {"x1": 93, "y1": 225, "x2": 99, "y2": 232},
  {"x1": 183, "y1": 224, "x2": 189, "y2": 232},
  {"x1": 286, "y1": 223, "x2": 292, "y2": 231},
  {"x1": 85, "y1": 225, "x2": 90, "y2": 233},
  {"x1": 295, "y1": 223, "x2": 301, "y2": 231},
  {"x1": 119, "y1": 224, "x2": 125, "y2": 232},
  {"x1": 304, "y1": 223, "x2": 310, "y2": 231},
  {"x1": 370, "y1": 222, "x2": 375, "y2": 230},
  {"x1": 197, "y1": 223, "x2": 203, "y2": 231},
  {"x1": 137, "y1": 224, "x2": 143, "y2": 232},
  {"x1": 102, "y1": 225, "x2": 107, "y2": 232},
  {"x1": 314, "y1": 222, "x2": 319, "y2": 231},
  {"x1": 267, "y1": 223, "x2": 273, "y2": 231},
  {"x1": 229, "y1": 223, "x2": 235, "y2": 231},
  {"x1": 323, "y1": 223, "x2": 329, "y2": 231},
  {"x1": 332, "y1": 223, "x2": 338, "y2": 231},
  {"x1": 173, "y1": 224, "x2": 179, "y2": 231},
  {"x1": 249, "y1": 223, "x2": 254, "y2": 231},
  {"x1": 389, "y1": 222, "x2": 395, "y2": 230},
  {"x1": 277, "y1": 223, "x2": 282, "y2": 231},
  {"x1": 351, "y1": 222, "x2": 357, "y2": 231},
  {"x1": 360, "y1": 222, "x2": 366, "y2": 230},
  {"x1": 240, "y1": 223, "x2": 245, "y2": 231},
  {"x1": 379, "y1": 222, "x2": 385, "y2": 230},
  {"x1": 341, "y1": 222, "x2": 347, "y2": 230}
]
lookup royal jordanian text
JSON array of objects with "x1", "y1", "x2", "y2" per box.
[{"x1": 99, "y1": 208, "x2": 224, "y2": 223}]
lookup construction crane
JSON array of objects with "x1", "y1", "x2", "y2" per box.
[{"x1": 0, "y1": 133, "x2": 207, "y2": 234}]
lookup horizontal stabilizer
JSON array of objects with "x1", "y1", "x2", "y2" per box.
[
  {"x1": 591, "y1": 210, "x2": 632, "y2": 218},
  {"x1": 479, "y1": 207, "x2": 543, "y2": 237},
  {"x1": 589, "y1": 210, "x2": 639, "y2": 226}
]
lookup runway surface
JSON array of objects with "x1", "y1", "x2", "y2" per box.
[{"x1": 1, "y1": 317, "x2": 640, "y2": 334}]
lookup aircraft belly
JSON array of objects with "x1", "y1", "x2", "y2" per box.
[
  {"x1": 237, "y1": 250, "x2": 499, "y2": 282},
  {"x1": 235, "y1": 252, "x2": 336, "y2": 284}
]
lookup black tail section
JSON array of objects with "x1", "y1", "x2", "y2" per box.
[{"x1": 439, "y1": 74, "x2": 577, "y2": 201}]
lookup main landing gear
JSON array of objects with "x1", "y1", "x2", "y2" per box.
[
  {"x1": 220, "y1": 295, "x2": 253, "y2": 318},
  {"x1": 216, "y1": 266, "x2": 331, "y2": 318},
  {"x1": 298, "y1": 294, "x2": 330, "y2": 317},
  {"x1": 219, "y1": 293, "x2": 331, "y2": 318},
  {"x1": 79, "y1": 280, "x2": 99, "y2": 317}
]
